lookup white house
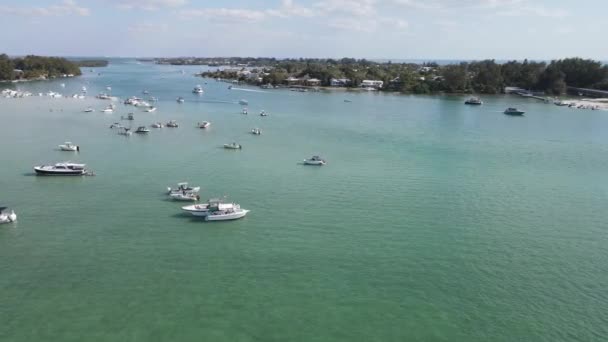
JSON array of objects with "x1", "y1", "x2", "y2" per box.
[{"x1": 360, "y1": 80, "x2": 384, "y2": 89}]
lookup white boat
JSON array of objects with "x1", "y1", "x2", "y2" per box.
[
  {"x1": 198, "y1": 121, "x2": 210, "y2": 129},
  {"x1": 143, "y1": 90, "x2": 150, "y2": 95},
  {"x1": 151, "y1": 122, "x2": 164, "y2": 128},
  {"x1": 135, "y1": 126, "x2": 150, "y2": 134},
  {"x1": 192, "y1": 85, "x2": 204, "y2": 94},
  {"x1": 167, "y1": 183, "x2": 200, "y2": 195},
  {"x1": 144, "y1": 106, "x2": 157, "y2": 112},
  {"x1": 60, "y1": 83, "x2": 66, "y2": 88},
  {"x1": 303, "y1": 155, "x2": 326, "y2": 165},
  {"x1": 97, "y1": 93, "x2": 111, "y2": 100},
  {"x1": 251, "y1": 128, "x2": 261, "y2": 135},
  {"x1": 101, "y1": 106, "x2": 114, "y2": 113},
  {"x1": 242, "y1": 108, "x2": 248, "y2": 115},
  {"x1": 0, "y1": 207, "x2": 17, "y2": 224},
  {"x1": 166, "y1": 120, "x2": 178, "y2": 128},
  {"x1": 81, "y1": 86, "x2": 87, "y2": 93},
  {"x1": 224, "y1": 142, "x2": 242, "y2": 150},
  {"x1": 84, "y1": 107, "x2": 94, "y2": 113},
  {"x1": 34, "y1": 162, "x2": 88, "y2": 175},
  {"x1": 59, "y1": 142, "x2": 79, "y2": 152},
  {"x1": 260, "y1": 110, "x2": 268, "y2": 117},
  {"x1": 182, "y1": 199, "x2": 242, "y2": 218},
  {"x1": 176, "y1": 97, "x2": 185, "y2": 103},
  {"x1": 106, "y1": 86, "x2": 112, "y2": 91},
  {"x1": 204, "y1": 205, "x2": 249, "y2": 221},
  {"x1": 118, "y1": 127, "x2": 132, "y2": 136},
  {"x1": 109, "y1": 122, "x2": 122, "y2": 129},
  {"x1": 169, "y1": 192, "x2": 200, "y2": 202}
]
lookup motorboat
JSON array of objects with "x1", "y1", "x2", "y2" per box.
[
  {"x1": 144, "y1": 106, "x2": 157, "y2": 112},
  {"x1": 465, "y1": 97, "x2": 483, "y2": 105},
  {"x1": 260, "y1": 110, "x2": 268, "y2": 117},
  {"x1": 59, "y1": 142, "x2": 79, "y2": 151},
  {"x1": 242, "y1": 108, "x2": 248, "y2": 115},
  {"x1": 504, "y1": 107, "x2": 525, "y2": 116},
  {"x1": 121, "y1": 113, "x2": 134, "y2": 120},
  {"x1": 109, "y1": 122, "x2": 122, "y2": 129},
  {"x1": 151, "y1": 122, "x2": 164, "y2": 128},
  {"x1": 239, "y1": 99, "x2": 248, "y2": 105},
  {"x1": 81, "y1": 86, "x2": 87, "y2": 93},
  {"x1": 96, "y1": 93, "x2": 111, "y2": 100},
  {"x1": 166, "y1": 120, "x2": 178, "y2": 128},
  {"x1": 182, "y1": 199, "x2": 244, "y2": 219},
  {"x1": 224, "y1": 142, "x2": 242, "y2": 150},
  {"x1": 176, "y1": 97, "x2": 185, "y2": 103},
  {"x1": 554, "y1": 100, "x2": 570, "y2": 106},
  {"x1": 167, "y1": 182, "x2": 200, "y2": 195},
  {"x1": 181, "y1": 203, "x2": 212, "y2": 216},
  {"x1": 169, "y1": 192, "x2": 200, "y2": 202},
  {"x1": 135, "y1": 126, "x2": 150, "y2": 134},
  {"x1": 204, "y1": 204, "x2": 249, "y2": 221},
  {"x1": 118, "y1": 127, "x2": 132, "y2": 136},
  {"x1": 251, "y1": 128, "x2": 261, "y2": 135},
  {"x1": 303, "y1": 155, "x2": 326, "y2": 165},
  {"x1": 198, "y1": 121, "x2": 210, "y2": 129},
  {"x1": 34, "y1": 162, "x2": 88, "y2": 175},
  {"x1": 0, "y1": 207, "x2": 17, "y2": 224},
  {"x1": 84, "y1": 107, "x2": 94, "y2": 113},
  {"x1": 192, "y1": 85, "x2": 204, "y2": 94},
  {"x1": 101, "y1": 106, "x2": 114, "y2": 113}
]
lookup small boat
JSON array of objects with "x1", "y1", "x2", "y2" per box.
[
  {"x1": 151, "y1": 122, "x2": 164, "y2": 128},
  {"x1": 81, "y1": 86, "x2": 87, "y2": 93},
  {"x1": 242, "y1": 108, "x2": 248, "y2": 115},
  {"x1": 239, "y1": 99, "x2": 248, "y2": 105},
  {"x1": 96, "y1": 93, "x2": 111, "y2": 100},
  {"x1": 142, "y1": 90, "x2": 150, "y2": 95},
  {"x1": 204, "y1": 205, "x2": 249, "y2": 221},
  {"x1": 303, "y1": 155, "x2": 326, "y2": 165},
  {"x1": 251, "y1": 128, "x2": 261, "y2": 135},
  {"x1": 144, "y1": 106, "x2": 157, "y2": 112},
  {"x1": 554, "y1": 100, "x2": 569, "y2": 106},
  {"x1": 166, "y1": 120, "x2": 179, "y2": 128},
  {"x1": 109, "y1": 122, "x2": 122, "y2": 129},
  {"x1": 260, "y1": 110, "x2": 268, "y2": 117},
  {"x1": 84, "y1": 107, "x2": 94, "y2": 113},
  {"x1": 504, "y1": 107, "x2": 525, "y2": 116},
  {"x1": 101, "y1": 106, "x2": 114, "y2": 113},
  {"x1": 135, "y1": 126, "x2": 150, "y2": 134},
  {"x1": 118, "y1": 128, "x2": 132, "y2": 136},
  {"x1": 106, "y1": 86, "x2": 112, "y2": 91},
  {"x1": 176, "y1": 97, "x2": 185, "y2": 103},
  {"x1": 198, "y1": 121, "x2": 210, "y2": 129},
  {"x1": 121, "y1": 113, "x2": 134, "y2": 120},
  {"x1": 192, "y1": 85, "x2": 204, "y2": 94},
  {"x1": 34, "y1": 162, "x2": 88, "y2": 176},
  {"x1": 0, "y1": 207, "x2": 17, "y2": 224},
  {"x1": 224, "y1": 142, "x2": 242, "y2": 150},
  {"x1": 465, "y1": 97, "x2": 483, "y2": 105},
  {"x1": 59, "y1": 142, "x2": 79, "y2": 152},
  {"x1": 167, "y1": 183, "x2": 201, "y2": 195},
  {"x1": 169, "y1": 192, "x2": 200, "y2": 202}
]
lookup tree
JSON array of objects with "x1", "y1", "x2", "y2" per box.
[{"x1": 0, "y1": 54, "x2": 13, "y2": 81}]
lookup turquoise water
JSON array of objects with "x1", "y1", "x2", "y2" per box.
[{"x1": 1, "y1": 60, "x2": 607, "y2": 341}]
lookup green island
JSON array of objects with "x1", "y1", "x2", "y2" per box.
[
  {"x1": 0, "y1": 54, "x2": 82, "y2": 81},
  {"x1": 72, "y1": 59, "x2": 109, "y2": 67},
  {"x1": 170, "y1": 57, "x2": 608, "y2": 95}
]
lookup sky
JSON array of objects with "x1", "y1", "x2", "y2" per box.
[{"x1": 0, "y1": 0, "x2": 606, "y2": 60}]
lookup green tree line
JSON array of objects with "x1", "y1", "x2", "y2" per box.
[{"x1": 0, "y1": 54, "x2": 82, "y2": 81}]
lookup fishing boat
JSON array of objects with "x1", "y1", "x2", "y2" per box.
[
  {"x1": 118, "y1": 128, "x2": 132, "y2": 136},
  {"x1": 204, "y1": 204, "x2": 249, "y2": 221},
  {"x1": 151, "y1": 122, "x2": 164, "y2": 128},
  {"x1": 166, "y1": 120, "x2": 178, "y2": 128},
  {"x1": 58, "y1": 142, "x2": 79, "y2": 151},
  {"x1": 224, "y1": 142, "x2": 242, "y2": 150},
  {"x1": 176, "y1": 97, "x2": 185, "y2": 103},
  {"x1": 465, "y1": 97, "x2": 483, "y2": 105},
  {"x1": 34, "y1": 162, "x2": 89, "y2": 175},
  {"x1": 84, "y1": 107, "x2": 94, "y2": 113},
  {"x1": 0, "y1": 207, "x2": 17, "y2": 224},
  {"x1": 504, "y1": 107, "x2": 525, "y2": 116},
  {"x1": 135, "y1": 126, "x2": 150, "y2": 134},
  {"x1": 144, "y1": 106, "x2": 157, "y2": 112},
  {"x1": 167, "y1": 183, "x2": 201, "y2": 195},
  {"x1": 192, "y1": 85, "x2": 204, "y2": 94},
  {"x1": 251, "y1": 128, "x2": 261, "y2": 135},
  {"x1": 303, "y1": 155, "x2": 326, "y2": 165},
  {"x1": 198, "y1": 121, "x2": 210, "y2": 129},
  {"x1": 169, "y1": 192, "x2": 200, "y2": 202}
]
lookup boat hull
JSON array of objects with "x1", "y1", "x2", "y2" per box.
[
  {"x1": 34, "y1": 168, "x2": 86, "y2": 175},
  {"x1": 204, "y1": 210, "x2": 249, "y2": 221}
]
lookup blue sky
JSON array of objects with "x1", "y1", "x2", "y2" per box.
[{"x1": 0, "y1": 0, "x2": 606, "y2": 59}]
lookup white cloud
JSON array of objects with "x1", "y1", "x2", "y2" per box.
[
  {"x1": 498, "y1": 5, "x2": 568, "y2": 18},
  {"x1": 328, "y1": 16, "x2": 408, "y2": 33},
  {"x1": 179, "y1": 0, "x2": 315, "y2": 22},
  {"x1": 128, "y1": 23, "x2": 170, "y2": 34},
  {"x1": 314, "y1": 0, "x2": 377, "y2": 17},
  {"x1": 0, "y1": 0, "x2": 90, "y2": 17},
  {"x1": 116, "y1": 0, "x2": 187, "y2": 11}
]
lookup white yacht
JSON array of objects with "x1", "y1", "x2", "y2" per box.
[
  {"x1": 192, "y1": 85, "x2": 204, "y2": 94},
  {"x1": 166, "y1": 120, "x2": 179, "y2": 128},
  {"x1": 135, "y1": 126, "x2": 150, "y2": 134},
  {"x1": 167, "y1": 183, "x2": 201, "y2": 195},
  {"x1": 59, "y1": 142, "x2": 79, "y2": 151},
  {"x1": 303, "y1": 156, "x2": 326, "y2": 165},
  {"x1": 34, "y1": 162, "x2": 88, "y2": 175},
  {"x1": 224, "y1": 142, "x2": 242, "y2": 150},
  {"x1": 198, "y1": 121, "x2": 210, "y2": 129},
  {"x1": 0, "y1": 207, "x2": 17, "y2": 224},
  {"x1": 251, "y1": 128, "x2": 261, "y2": 135}
]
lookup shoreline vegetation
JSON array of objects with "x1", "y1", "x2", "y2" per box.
[
  {"x1": 72, "y1": 59, "x2": 109, "y2": 68},
  {"x1": 153, "y1": 57, "x2": 608, "y2": 96},
  {"x1": 0, "y1": 54, "x2": 82, "y2": 82}
]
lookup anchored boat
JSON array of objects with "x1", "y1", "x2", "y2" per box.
[
  {"x1": 58, "y1": 142, "x2": 79, "y2": 151},
  {"x1": 34, "y1": 162, "x2": 89, "y2": 176}
]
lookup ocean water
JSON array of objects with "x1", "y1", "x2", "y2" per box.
[{"x1": 1, "y1": 60, "x2": 607, "y2": 341}]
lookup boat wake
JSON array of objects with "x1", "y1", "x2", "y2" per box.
[{"x1": 229, "y1": 88, "x2": 268, "y2": 93}]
